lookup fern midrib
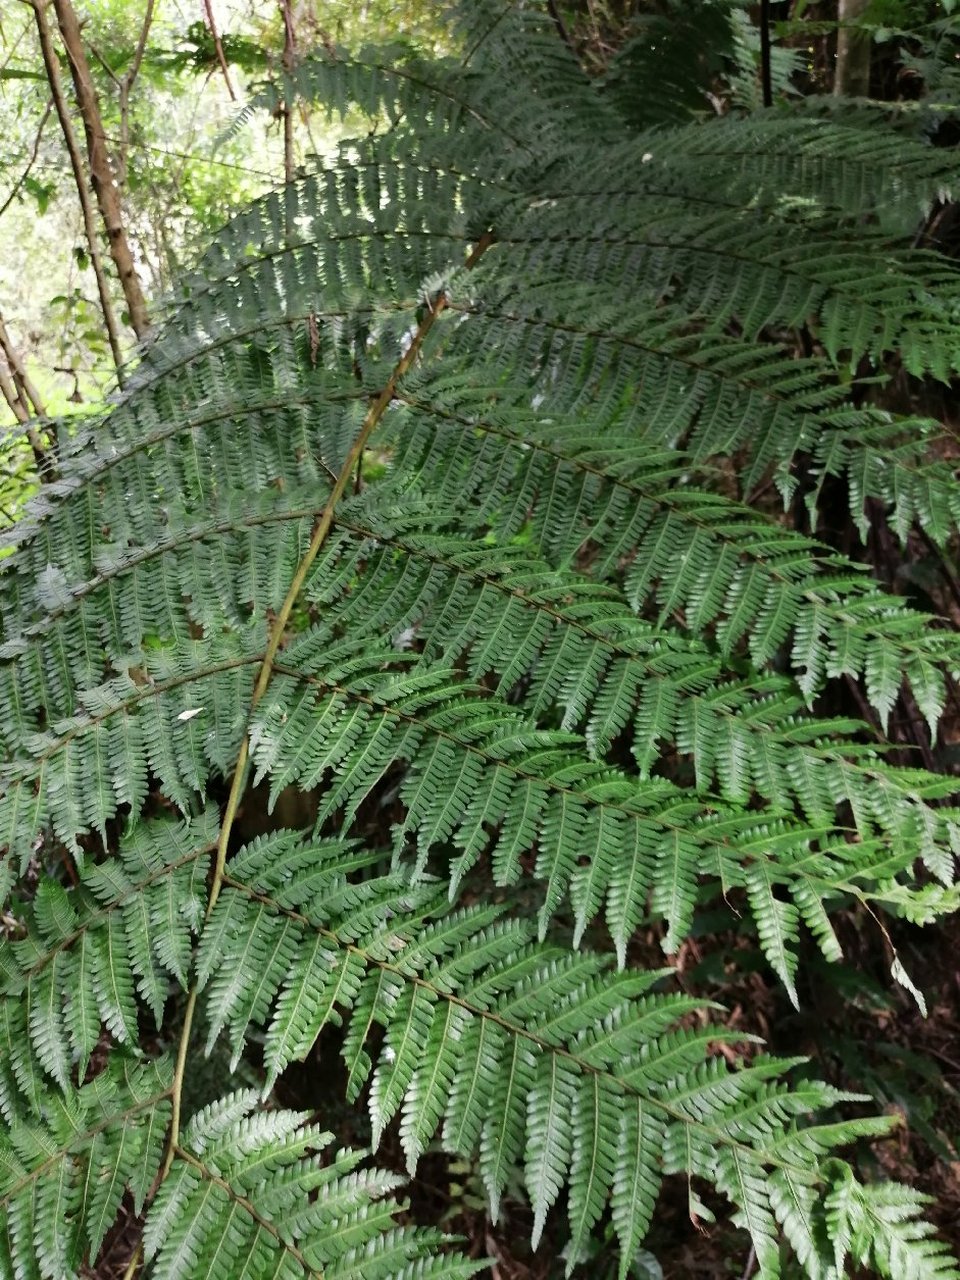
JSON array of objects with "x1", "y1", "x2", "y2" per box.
[
  {"x1": 185, "y1": 196, "x2": 914, "y2": 321},
  {"x1": 302, "y1": 47, "x2": 537, "y2": 152},
  {"x1": 445, "y1": 300, "x2": 837, "y2": 414},
  {"x1": 3, "y1": 655, "x2": 261, "y2": 772},
  {"x1": 1, "y1": 635, "x2": 917, "y2": 908},
  {"x1": 493, "y1": 228, "x2": 930, "y2": 299},
  {"x1": 530, "y1": 177, "x2": 912, "y2": 221},
  {"x1": 18, "y1": 425, "x2": 944, "y2": 748},
  {"x1": 10, "y1": 317, "x2": 844, "y2": 647},
  {"x1": 171, "y1": 227, "x2": 475, "y2": 311},
  {"x1": 312, "y1": 515, "x2": 878, "y2": 760},
  {"x1": 681, "y1": 141, "x2": 922, "y2": 169},
  {"x1": 105, "y1": 302, "x2": 406, "y2": 414},
  {"x1": 172, "y1": 152, "x2": 522, "y2": 300},
  {"x1": 28, "y1": 389, "x2": 945, "y2": 652},
  {"x1": 16, "y1": 503, "x2": 344, "y2": 634}
]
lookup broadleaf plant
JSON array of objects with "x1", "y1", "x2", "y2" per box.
[{"x1": 3, "y1": 2, "x2": 960, "y2": 1276}]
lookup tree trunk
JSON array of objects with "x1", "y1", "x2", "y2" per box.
[
  {"x1": 49, "y1": 0, "x2": 151, "y2": 338},
  {"x1": 835, "y1": 0, "x2": 872, "y2": 97}
]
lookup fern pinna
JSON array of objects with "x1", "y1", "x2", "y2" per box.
[{"x1": 2, "y1": 2, "x2": 960, "y2": 1276}]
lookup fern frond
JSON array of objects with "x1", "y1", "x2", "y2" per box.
[
  {"x1": 0, "y1": 1062, "x2": 478, "y2": 1280},
  {"x1": 824, "y1": 1165, "x2": 960, "y2": 1280},
  {"x1": 598, "y1": 0, "x2": 739, "y2": 127},
  {"x1": 0, "y1": 1060, "x2": 172, "y2": 1277},
  {"x1": 0, "y1": 812, "x2": 213, "y2": 1091},
  {"x1": 3, "y1": 535, "x2": 957, "y2": 989},
  {"x1": 195, "y1": 826, "x2": 887, "y2": 1272},
  {"x1": 147, "y1": 1090, "x2": 482, "y2": 1280}
]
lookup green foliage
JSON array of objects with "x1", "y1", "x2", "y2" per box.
[
  {"x1": 0, "y1": 1057, "x2": 480, "y2": 1280},
  {"x1": 2, "y1": 1, "x2": 960, "y2": 1275}
]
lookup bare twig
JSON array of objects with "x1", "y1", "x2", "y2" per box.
[
  {"x1": 124, "y1": 0, "x2": 154, "y2": 92},
  {"x1": 86, "y1": 40, "x2": 122, "y2": 88},
  {"x1": 0, "y1": 11, "x2": 30, "y2": 70},
  {"x1": 0, "y1": 314, "x2": 43, "y2": 418},
  {"x1": 87, "y1": 0, "x2": 154, "y2": 187}
]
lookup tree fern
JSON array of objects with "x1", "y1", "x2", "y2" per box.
[{"x1": 2, "y1": 1, "x2": 960, "y2": 1275}]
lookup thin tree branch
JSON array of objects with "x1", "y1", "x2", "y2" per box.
[
  {"x1": 0, "y1": 10, "x2": 30, "y2": 71},
  {"x1": 85, "y1": 0, "x2": 154, "y2": 187},
  {"x1": 116, "y1": 0, "x2": 155, "y2": 185},
  {"x1": 0, "y1": 98, "x2": 52, "y2": 221},
  {"x1": 0, "y1": 314, "x2": 44, "y2": 418},
  {"x1": 279, "y1": 0, "x2": 296, "y2": 184},
  {"x1": 124, "y1": 0, "x2": 154, "y2": 91},
  {"x1": 201, "y1": 0, "x2": 235, "y2": 101},
  {"x1": 86, "y1": 39, "x2": 122, "y2": 88},
  {"x1": 0, "y1": 313, "x2": 56, "y2": 476},
  {"x1": 29, "y1": 0, "x2": 127, "y2": 375},
  {"x1": 0, "y1": 365, "x2": 40, "y2": 446},
  {"x1": 50, "y1": 0, "x2": 151, "y2": 338},
  {"x1": 546, "y1": 0, "x2": 576, "y2": 56}
]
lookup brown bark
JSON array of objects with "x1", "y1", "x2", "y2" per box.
[
  {"x1": 50, "y1": 0, "x2": 151, "y2": 338},
  {"x1": 280, "y1": 0, "x2": 297, "y2": 185},
  {"x1": 29, "y1": 0, "x2": 126, "y2": 376},
  {"x1": 835, "y1": 0, "x2": 872, "y2": 97}
]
